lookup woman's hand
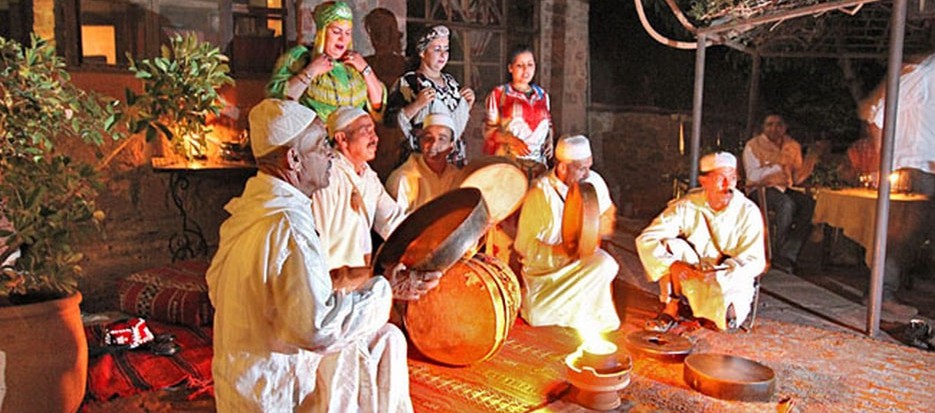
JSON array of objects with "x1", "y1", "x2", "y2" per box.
[
  {"x1": 460, "y1": 87, "x2": 475, "y2": 107},
  {"x1": 415, "y1": 87, "x2": 436, "y2": 108},
  {"x1": 306, "y1": 54, "x2": 335, "y2": 80},
  {"x1": 341, "y1": 50, "x2": 369, "y2": 73}
]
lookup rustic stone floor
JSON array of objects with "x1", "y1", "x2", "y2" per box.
[{"x1": 80, "y1": 217, "x2": 935, "y2": 412}]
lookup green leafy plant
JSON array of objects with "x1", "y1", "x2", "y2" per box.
[
  {"x1": 0, "y1": 35, "x2": 123, "y2": 304},
  {"x1": 125, "y1": 33, "x2": 234, "y2": 160}
]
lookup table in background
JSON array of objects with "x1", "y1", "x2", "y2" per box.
[
  {"x1": 152, "y1": 157, "x2": 255, "y2": 261},
  {"x1": 812, "y1": 187, "x2": 929, "y2": 267}
]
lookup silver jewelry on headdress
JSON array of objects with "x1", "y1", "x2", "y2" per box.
[{"x1": 416, "y1": 25, "x2": 450, "y2": 53}]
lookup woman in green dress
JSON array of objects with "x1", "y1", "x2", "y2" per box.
[{"x1": 266, "y1": 1, "x2": 385, "y2": 121}]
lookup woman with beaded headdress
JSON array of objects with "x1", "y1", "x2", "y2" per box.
[
  {"x1": 386, "y1": 25, "x2": 475, "y2": 167},
  {"x1": 266, "y1": 1, "x2": 385, "y2": 121},
  {"x1": 483, "y1": 45, "x2": 553, "y2": 179}
]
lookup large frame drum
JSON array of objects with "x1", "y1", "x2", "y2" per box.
[{"x1": 404, "y1": 254, "x2": 521, "y2": 366}]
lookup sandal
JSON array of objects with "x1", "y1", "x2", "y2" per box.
[{"x1": 645, "y1": 313, "x2": 677, "y2": 333}]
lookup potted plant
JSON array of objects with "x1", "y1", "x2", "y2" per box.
[
  {"x1": 0, "y1": 34, "x2": 124, "y2": 412},
  {"x1": 124, "y1": 33, "x2": 234, "y2": 161}
]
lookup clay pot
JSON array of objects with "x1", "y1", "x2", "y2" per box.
[{"x1": 0, "y1": 292, "x2": 87, "y2": 412}]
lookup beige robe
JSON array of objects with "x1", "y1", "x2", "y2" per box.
[
  {"x1": 385, "y1": 154, "x2": 462, "y2": 214},
  {"x1": 514, "y1": 171, "x2": 620, "y2": 332},
  {"x1": 636, "y1": 189, "x2": 766, "y2": 330},
  {"x1": 207, "y1": 173, "x2": 411, "y2": 412},
  {"x1": 311, "y1": 153, "x2": 407, "y2": 270}
]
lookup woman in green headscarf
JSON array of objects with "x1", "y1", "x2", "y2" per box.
[{"x1": 266, "y1": 1, "x2": 385, "y2": 121}]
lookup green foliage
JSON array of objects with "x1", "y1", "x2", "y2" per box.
[
  {"x1": 0, "y1": 35, "x2": 121, "y2": 301},
  {"x1": 125, "y1": 33, "x2": 234, "y2": 160}
]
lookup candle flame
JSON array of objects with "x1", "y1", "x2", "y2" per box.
[
  {"x1": 678, "y1": 122, "x2": 685, "y2": 155},
  {"x1": 889, "y1": 172, "x2": 899, "y2": 185},
  {"x1": 575, "y1": 322, "x2": 616, "y2": 355}
]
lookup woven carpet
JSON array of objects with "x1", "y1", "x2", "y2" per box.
[
  {"x1": 407, "y1": 305, "x2": 935, "y2": 412},
  {"x1": 84, "y1": 321, "x2": 214, "y2": 402},
  {"x1": 408, "y1": 319, "x2": 581, "y2": 413}
]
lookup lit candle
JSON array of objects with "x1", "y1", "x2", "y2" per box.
[{"x1": 678, "y1": 122, "x2": 685, "y2": 155}]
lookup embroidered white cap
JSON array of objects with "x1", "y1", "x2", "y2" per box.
[
  {"x1": 700, "y1": 151, "x2": 737, "y2": 173},
  {"x1": 555, "y1": 135, "x2": 592, "y2": 162},
  {"x1": 248, "y1": 99, "x2": 318, "y2": 158},
  {"x1": 327, "y1": 106, "x2": 369, "y2": 138},
  {"x1": 422, "y1": 112, "x2": 456, "y2": 134}
]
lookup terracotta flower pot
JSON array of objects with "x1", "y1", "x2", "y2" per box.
[{"x1": 0, "y1": 292, "x2": 87, "y2": 413}]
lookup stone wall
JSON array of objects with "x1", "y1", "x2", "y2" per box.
[
  {"x1": 540, "y1": 0, "x2": 590, "y2": 143},
  {"x1": 590, "y1": 106, "x2": 748, "y2": 218},
  {"x1": 590, "y1": 108, "x2": 690, "y2": 218}
]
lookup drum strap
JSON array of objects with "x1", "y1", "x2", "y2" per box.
[{"x1": 549, "y1": 181, "x2": 566, "y2": 203}]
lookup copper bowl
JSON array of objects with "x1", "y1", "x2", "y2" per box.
[{"x1": 684, "y1": 353, "x2": 776, "y2": 401}]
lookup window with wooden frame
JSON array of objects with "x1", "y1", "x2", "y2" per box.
[
  {"x1": 55, "y1": 0, "x2": 290, "y2": 74},
  {"x1": 404, "y1": 0, "x2": 539, "y2": 98}
]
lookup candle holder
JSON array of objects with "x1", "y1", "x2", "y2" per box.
[{"x1": 564, "y1": 341, "x2": 633, "y2": 410}]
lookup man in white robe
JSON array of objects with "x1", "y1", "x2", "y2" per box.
[
  {"x1": 312, "y1": 106, "x2": 408, "y2": 270},
  {"x1": 513, "y1": 135, "x2": 621, "y2": 332},
  {"x1": 386, "y1": 112, "x2": 462, "y2": 213},
  {"x1": 207, "y1": 99, "x2": 440, "y2": 412},
  {"x1": 637, "y1": 152, "x2": 766, "y2": 331}
]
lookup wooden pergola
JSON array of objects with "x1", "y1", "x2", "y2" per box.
[{"x1": 637, "y1": 0, "x2": 934, "y2": 337}]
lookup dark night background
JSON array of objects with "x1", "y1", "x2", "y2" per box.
[{"x1": 588, "y1": 0, "x2": 890, "y2": 152}]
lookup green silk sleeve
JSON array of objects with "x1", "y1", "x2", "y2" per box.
[{"x1": 266, "y1": 45, "x2": 312, "y2": 99}]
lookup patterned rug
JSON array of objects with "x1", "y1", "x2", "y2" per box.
[
  {"x1": 408, "y1": 319, "x2": 582, "y2": 413},
  {"x1": 408, "y1": 310, "x2": 935, "y2": 412},
  {"x1": 85, "y1": 321, "x2": 213, "y2": 402}
]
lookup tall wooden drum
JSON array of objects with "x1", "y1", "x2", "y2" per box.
[{"x1": 404, "y1": 254, "x2": 521, "y2": 366}]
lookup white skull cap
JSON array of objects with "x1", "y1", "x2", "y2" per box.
[
  {"x1": 422, "y1": 112, "x2": 456, "y2": 133},
  {"x1": 555, "y1": 135, "x2": 592, "y2": 162},
  {"x1": 326, "y1": 106, "x2": 369, "y2": 138},
  {"x1": 700, "y1": 151, "x2": 737, "y2": 173},
  {"x1": 248, "y1": 99, "x2": 319, "y2": 158}
]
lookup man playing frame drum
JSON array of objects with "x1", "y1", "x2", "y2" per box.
[{"x1": 513, "y1": 135, "x2": 620, "y2": 332}]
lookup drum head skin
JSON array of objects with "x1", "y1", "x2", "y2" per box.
[
  {"x1": 625, "y1": 331, "x2": 693, "y2": 362},
  {"x1": 562, "y1": 181, "x2": 600, "y2": 257},
  {"x1": 459, "y1": 158, "x2": 528, "y2": 224},
  {"x1": 683, "y1": 353, "x2": 776, "y2": 401},
  {"x1": 374, "y1": 188, "x2": 489, "y2": 274},
  {"x1": 405, "y1": 255, "x2": 521, "y2": 366}
]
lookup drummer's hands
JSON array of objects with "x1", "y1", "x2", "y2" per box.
[
  {"x1": 330, "y1": 266, "x2": 373, "y2": 292},
  {"x1": 389, "y1": 263, "x2": 442, "y2": 301},
  {"x1": 599, "y1": 206, "x2": 617, "y2": 238}
]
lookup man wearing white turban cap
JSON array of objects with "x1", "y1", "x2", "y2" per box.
[
  {"x1": 554, "y1": 134, "x2": 592, "y2": 162},
  {"x1": 513, "y1": 134, "x2": 621, "y2": 332},
  {"x1": 385, "y1": 112, "x2": 461, "y2": 213},
  {"x1": 312, "y1": 106, "x2": 408, "y2": 270},
  {"x1": 637, "y1": 151, "x2": 766, "y2": 332},
  {"x1": 209, "y1": 98, "x2": 436, "y2": 412}
]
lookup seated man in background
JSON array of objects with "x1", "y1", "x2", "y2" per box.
[
  {"x1": 513, "y1": 135, "x2": 620, "y2": 332},
  {"x1": 385, "y1": 113, "x2": 462, "y2": 213},
  {"x1": 637, "y1": 152, "x2": 766, "y2": 332},
  {"x1": 311, "y1": 106, "x2": 408, "y2": 270},
  {"x1": 742, "y1": 114, "x2": 818, "y2": 273},
  {"x1": 207, "y1": 99, "x2": 440, "y2": 412}
]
